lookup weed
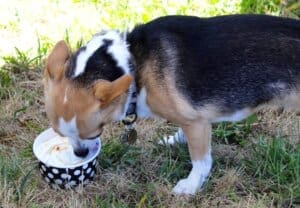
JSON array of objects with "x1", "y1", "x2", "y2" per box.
[
  {"x1": 213, "y1": 114, "x2": 257, "y2": 146},
  {"x1": 15, "y1": 168, "x2": 34, "y2": 202},
  {"x1": 154, "y1": 143, "x2": 191, "y2": 183},
  {"x1": 3, "y1": 47, "x2": 41, "y2": 73},
  {"x1": 241, "y1": 0, "x2": 300, "y2": 18},
  {"x1": 64, "y1": 29, "x2": 84, "y2": 51},
  {"x1": 240, "y1": 0, "x2": 281, "y2": 14},
  {"x1": 36, "y1": 37, "x2": 52, "y2": 67},
  {"x1": 0, "y1": 70, "x2": 11, "y2": 87},
  {"x1": 95, "y1": 193, "x2": 129, "y2": 208},
  {"x1": 20, "y1": 143, "x2": 34, "y2": 159},
  {"x1": 0, "y1": 153, "x2": 22, "y2": 184},
  {"x1": 0, "y1": 151, "x2": 34, "y2": 206},
  {"x1": 0, "y1": 69, "x2": 11, "y2": 99},
  {"x1": 99, "y1": 137, "x2": 141, "y2": 169},
  {"x1": 244, "y1": 137, "x2": 300, "y2": 205},
  {"x1": 284, "y1": 1, "x2": 300, "y2": 17}
]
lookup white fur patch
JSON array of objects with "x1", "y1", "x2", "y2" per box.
[
  {"x1": 105, "y1": 32, "x2": 131, "y2": 74},
  {"x1": 73, "y1": 35, "x2": 105, "y2": 77},
  {"x1": 73, "y1": 30, "x2": 130, "y2": 77},
  {"x1": 213, "y1": 109, "x2": 251, "y2": 123},
  {"x1": 58, "y1": 117, "x2": 81, "y2": 150},
  {"x1": 136, "y1": 87, "x2": 154, "y2": 118},
  {"x1": 172, "y1": 150, "x2": 212, "y2": 195}
]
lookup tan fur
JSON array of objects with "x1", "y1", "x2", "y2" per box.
[
  {"x1": 45, "y1": 78, "x2": 97, "y2": 132},
  {"x1": 139, "y1": 59, "x2": 211, "y2": 160},
  {"x1": 182, "y1": 121, "x2": 211, "y2": 160},
  {"x1": 45, "y1": 75, "x2": 129, "y2": 139},
  {"x1": 45, "y1": 40, "x2": 69, "y2": 81},
  {"x1": 141, "y1": 60, "x2": 198, "y2": 123},
  {"x1": 44, "y1": 41, "x2": 131, "y2": 139},
  {"x1": 93, "y1": 74, "x2": 133, "y2": 107}
]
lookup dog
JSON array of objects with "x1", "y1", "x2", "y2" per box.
[{"x1": 43, "y1": 14, "x2": 300, "y2": 195}]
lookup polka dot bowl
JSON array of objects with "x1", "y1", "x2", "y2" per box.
[{"x1": 33, "y1": 128, "x2": 101, "y2": 189}]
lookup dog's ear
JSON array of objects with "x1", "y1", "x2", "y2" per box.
[
  {"x1": 93, "y1": 74, "x2": 133, "y2": 107},
  {"x1": 45, "y1": 40, "x2": 69, "y2": 81}
]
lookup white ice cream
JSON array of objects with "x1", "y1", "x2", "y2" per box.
[
  {"x1": 36, "y1": 135, "x2": 85, "y2": 167},
  {"x1": 34, "y1": 128, "x2": 101, "y2": 168}
]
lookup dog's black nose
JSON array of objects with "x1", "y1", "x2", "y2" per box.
[{"x1": 74, "y1": 148, "x2": 89, "y2": 157}]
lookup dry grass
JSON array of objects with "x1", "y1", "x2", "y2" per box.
[
  {"x1": 1, "y1": 69, "x2": 298, "y2": 207},
  {"x1": 1, "y1": 0, "x2": 299, "y2": 207},
  {"x1": 257, "y1": 110, "x2": 300, "y2": 145}
]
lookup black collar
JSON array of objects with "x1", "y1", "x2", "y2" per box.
[
  {"x1": 122, "y1": 91, "x2": 137, "y2": 125},
  {"x1": 122, "y1": 64, "x2": 137, "y2": 126}
]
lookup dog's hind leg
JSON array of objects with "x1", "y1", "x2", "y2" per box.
[
  {"x1": 160, "y1": 128, "x2": 187, "y2": 145},
  {"x1": 172, "y1": 120, "x2": 212, "y2": 195}
]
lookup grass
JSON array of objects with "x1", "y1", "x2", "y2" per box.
[
  {"x1": 0, "y1": 150, "x2": 36, "y2": 207},
  {"x1": 244, "y1": 137, "x2": 300, "y2": 206},
  {"x1": 0, "y1": 0, "x2": 300, "y2": 207}
]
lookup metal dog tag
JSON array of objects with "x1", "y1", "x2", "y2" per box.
[{"x1": 119, "y1": 128, "x2": 137, "y2": 144}]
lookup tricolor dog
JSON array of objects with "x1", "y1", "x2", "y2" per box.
[{"x1": 44, "y1": 15, "x2": 300, "y2": 195}]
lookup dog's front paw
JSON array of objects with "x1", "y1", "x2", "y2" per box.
[{"x1": 172, "y1": 178, "x2": 199, "y2": 195}]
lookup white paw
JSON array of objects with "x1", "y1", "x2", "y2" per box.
[
  {"x1": 159, "y1": 135, "x2": 176, "y2": 145},
  {"x1": 172, "y1": 178, "x2": 200, "y2": 195},
  {"x1": 158, "y1": 128, "x2": 187, "y2": 145}
]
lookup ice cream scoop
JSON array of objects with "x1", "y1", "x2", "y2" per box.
[
  {"x1": 35, "y1": 136, "x2": 86, "y2": 167},
  {"x1": 33, "y1": 128, "x2": 101, "y2": 188}
]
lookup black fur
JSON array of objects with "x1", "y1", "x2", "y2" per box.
[
  {"x1": 66, "y1": 38, "x2": 124, "y2": 87},
  {"x1": 128, "y1": 15, "x2": 300, "y2": 112}
]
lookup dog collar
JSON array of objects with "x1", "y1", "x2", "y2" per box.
[
  {"x1": 122, "y1": 65, "x2": 137, "y2": 126},
  {"x1": 122, "y1": 91, "x2": 137, "y2": 125}
]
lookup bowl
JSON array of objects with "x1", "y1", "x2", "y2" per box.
[{"x1": 33, "y1": 128, "x2": 101, "y2": 189}]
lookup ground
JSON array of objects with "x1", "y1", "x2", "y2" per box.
[{"x1": 0, "y1": 0, "x2": 299, "y2": 207}]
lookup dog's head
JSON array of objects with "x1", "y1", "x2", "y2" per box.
[{"x1": 43, "y1": 31, "x2": 133, "y2": 157}]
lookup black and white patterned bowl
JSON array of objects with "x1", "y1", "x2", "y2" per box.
[{"x1": 33, "y1": 128, "x2": 101, "y2": 189}]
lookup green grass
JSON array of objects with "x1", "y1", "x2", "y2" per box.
[
  {"x1": 244, "y1": 137, "x2": 300, "y2": 205},
  {"x1": 0, "y1": 69, "x2": 11, "y2": 99},
  {"x1": 95, "y1": 193, "x2": 129, "y2": 208},
  {"x1": 240, "y1": 0, "x2": 300, "y2": 18},
  {"x1": 240, "y1": 0, "x2": 281, "y2": 15},
  {"x1": 99, "y1": 137, "x2": 143, "y2": 169},
  {"x1": 0, "y1": 151, "x2": 35, "y2": 206},
  {"x1": 213, "y1": 114, "x2": 257, "y2": 146},
  {"x1": 96, "y1": 129, "x2": 300, "y2": 206},
  {"x1": 3, "y1": 48, "x2": 41, "y2": 73},
  {"x1": 154, "y1": 143, "x2": 191, "y2": 183},
  {"x1": 0, "y1": 0, "x2": 300, "y2": 207}
]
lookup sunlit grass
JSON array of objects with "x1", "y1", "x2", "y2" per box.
[
  {"x1": 0, "y1": 0, "x2": 241, "y2": 60},
  {"x1": 0, "y1": 0, "x2": 299, "y2": 207}
]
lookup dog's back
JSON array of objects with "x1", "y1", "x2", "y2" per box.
[{"x1": 128, "y1": 15, "x2": 300, "y2": 116}]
